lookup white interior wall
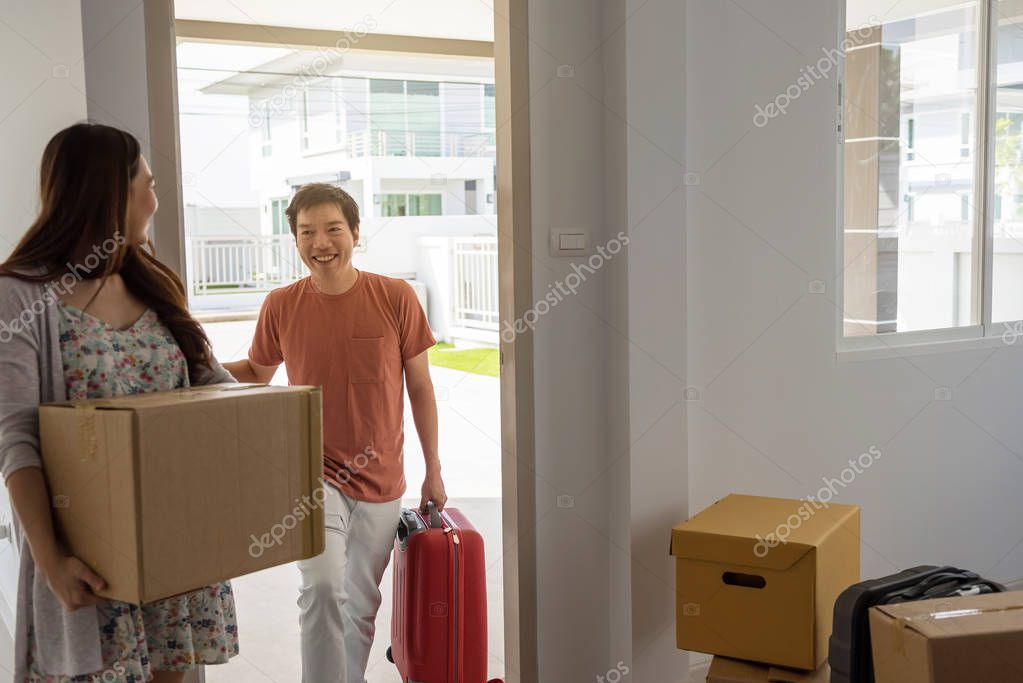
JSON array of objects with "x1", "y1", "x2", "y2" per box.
[
  {"x1": 686, "y1": 0, "x2": 1023, "y2": 589},
  {"x1": 79, "y1": 1, "x2": 151, "y2": 150},
  {"x1": 0, "y1": 0, "x2": 88, "y2": 670},
  {"x1": 80, "y1": 0, "x2": 187, "y2": 276},
  {"x1": 0, "y1": 1, "x2": 87, "y2": 258}
]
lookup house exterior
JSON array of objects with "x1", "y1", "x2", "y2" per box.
[{"x1": 178, "y1": 45, "x2": 500, "y2": 343}]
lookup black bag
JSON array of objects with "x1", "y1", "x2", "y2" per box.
[{"x1": 828, "y1": 565, "x2": 1005, "y2": 683}]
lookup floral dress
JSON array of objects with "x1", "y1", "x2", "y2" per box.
[{"x1": 27, "y1": 302, "x2": 239, "y2": 682}]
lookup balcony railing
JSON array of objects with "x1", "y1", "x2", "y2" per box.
[
  {"x1": 345, "y1": 130, "x2": 495, "y2": 158},
  {"x1": 186, "y1": 235, "x2": 308, "y2": 295}
]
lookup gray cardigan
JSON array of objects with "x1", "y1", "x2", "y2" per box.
[{"x1": 0, "y1": 270, "x2": 235, "y2": 679}]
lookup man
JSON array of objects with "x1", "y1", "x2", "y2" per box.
[{"x1": 224, "y1": 183, "x2": 447, "y2": 683}]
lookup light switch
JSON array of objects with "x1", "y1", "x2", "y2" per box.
[{"x1": 551, "y1": 229, "x2": 587, "y2": 256}]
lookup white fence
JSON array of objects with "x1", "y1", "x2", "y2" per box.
[
  {"x1": 186, "y1": 235, "x2": 307, "y2": 295},
  {"x1": 452, "y1": 237, "x2": 499, "y2": 331}
]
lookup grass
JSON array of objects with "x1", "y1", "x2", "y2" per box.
[{"x1": 427, "y1": 342, "x2": 499, "y2": 378}]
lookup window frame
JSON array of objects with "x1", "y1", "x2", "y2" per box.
[
  {"x1": 269, "y1": 197, "x2": 289, "y2": 235},
  {"x1": 379, "y1": 192, "x2": 444, "y2": 217},
  {"x1": 836, "y1": 0, "x2": 1010, "y2": 359}
]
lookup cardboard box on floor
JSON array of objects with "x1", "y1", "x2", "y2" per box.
[
  {"x1": 869, "y1": 591, "x2": 1023, "y2": 683},
  {"x1": 706, "y1": 655, "x2": 830, "y2": 683},
  {"x1": 39, "y1": 383, "x2": 325, "y2": 604},
  {"x1": 671, "y1": 494, "x2": 860, "y2": 669}
]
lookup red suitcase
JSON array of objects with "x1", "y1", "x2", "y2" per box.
[{"x1": 387, "y1": 504, "x2": 501, "y2": 683}]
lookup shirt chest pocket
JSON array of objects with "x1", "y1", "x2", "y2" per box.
[{"x1": 349, "y1": 336, "x2": 386, "y2": 383}]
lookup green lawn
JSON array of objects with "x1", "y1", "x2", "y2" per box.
[{"x1": 427, "y1": 342, "x2": 499, "y2": 378}]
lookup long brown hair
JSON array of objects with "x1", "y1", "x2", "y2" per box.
[{"x1": 0, "y1": 122, "x2": 215, "y2": 383}]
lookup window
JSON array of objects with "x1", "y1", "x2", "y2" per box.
[
  {"x1": 298, "y1": 77, "x2": 374, "y2": 155},
  {"x1": 380, "y1": 193, "x2": 442, "y2": 217},
  {"x1": 270, "y1": 198, "x2": 289, "y2": 235},
  {"x1": 407, "y1": 81, "x2": 441, "y2": 156},
  {"x1": 993, "y1": 103, "x2": 1023, "y2": 320},
  {"x1": 484, "y1": 83, "x2": 496, "y2": 148},
  {"x1": 370, "y1": 79, "x2": 410, "y2": 156},
  {"x1": 842, "y1": 1, "x2": 1000, "y2": 342},
  {"x1": 295, "y1": 76, "x2": 491, "y2": 159},
  {"x1": 369, "y1": 79, "x2": 442, "y2": 157},
  {"x1": 409, "y1": 194, "x2": 442, "y2": 215},
  {"x1": 444, "y1": 82, "x2": 488, "y2": 156}
]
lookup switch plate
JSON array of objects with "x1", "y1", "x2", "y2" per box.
[{"x1": 550, "y1": 229, "x2": 587, "y2": 256}]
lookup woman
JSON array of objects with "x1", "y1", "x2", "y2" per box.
[{"x1": 0, "y1": 122, "x2": 239, "y2": 682}]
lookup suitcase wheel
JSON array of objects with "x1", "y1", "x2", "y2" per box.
[{"x1": 386, "y1": 645, "x2": 394, "y2": 664}]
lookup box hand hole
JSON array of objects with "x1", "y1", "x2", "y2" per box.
[{"x1": 722, "y1": 571, "x2": 766, "y2": 589}]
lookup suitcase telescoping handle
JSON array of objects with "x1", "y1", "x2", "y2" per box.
[{"x1": 424, "y1": 500, "x2": 444, "y2": 529}]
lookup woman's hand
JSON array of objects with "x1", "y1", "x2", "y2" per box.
[
  {"x1": 7, "y1": 468, "x2": 107, "y2": 611},
  {"x1": 39, "y1": 555, "x2": 107, "y2": 611}
]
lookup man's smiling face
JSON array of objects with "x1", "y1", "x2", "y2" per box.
[{"x1": 294, "y1": 202, "x2": 360, "y2": 276}]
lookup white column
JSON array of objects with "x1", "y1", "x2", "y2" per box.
[
  {"x1": 80, "y1": 0, "x2": 186, "y2": 278},
  {"x1": 626, "y1": 0, "x2": 689, "y2": 679}
]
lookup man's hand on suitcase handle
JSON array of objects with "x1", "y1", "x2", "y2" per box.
[{"x1": 420, "y1": 469, "x2": 448, "y2": 514}]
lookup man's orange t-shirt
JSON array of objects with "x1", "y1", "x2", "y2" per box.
[{"x1": 249, "y1": 271, "x2": 435, "y2": 502}]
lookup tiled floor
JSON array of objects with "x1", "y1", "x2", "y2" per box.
[{"x1": 205, "y1": 497, "x2": 505, "y2": 683}]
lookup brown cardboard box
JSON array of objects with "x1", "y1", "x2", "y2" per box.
[
  {"x1": 766, "y1": 662, "x2": 830, "y2": 683},
  {"x1": 40, "y1": 383, "x2": 325, "y2": 604},
  {"x1": 706, "y1": 657, "x2": 769, "y2": 683},
  {"x1": 869, "y1": 591, "x2": 1023, "y2": 683},
  {"x1": 671, "y1": 494, "x2": 860, "y2": 669},
  {"x1": 706, "y1": 656, "x2": 830, "y2": 683}
]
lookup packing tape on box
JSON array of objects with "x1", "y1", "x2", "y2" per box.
[
  {"x1": 71, "y1": 387, "x2": 230, "y2": 463},
  {"x1": 73, "y1": 404, "x2": 99, "y2": 463},
  {"x1": 890, "y1": 604, "x2": 1023, "y2": 653},
  {"x1": 71, "y1": 388, "x2": 221, "y2": 461}
]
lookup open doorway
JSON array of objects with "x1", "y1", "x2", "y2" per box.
[{"x1": 171, "y1": 5, "x2": 505, "y2": 681}]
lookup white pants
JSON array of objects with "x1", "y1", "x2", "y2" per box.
[{"x1": 297, "y1": 484, "x2": 402, "y2": 683}]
